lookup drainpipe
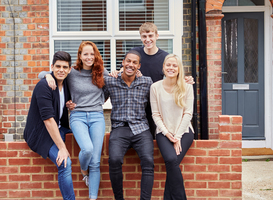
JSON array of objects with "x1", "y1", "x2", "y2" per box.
[
  {"x1": 191, "y1": 0, "x2": 198, "y2": 139},
  {"x1": 198, "y1": 0, "x2": 208, "y2": 139},
  {"x1": 7, "y1": 0, "x2": 16, "y2": 141}
]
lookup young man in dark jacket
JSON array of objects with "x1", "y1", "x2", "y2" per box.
[{"x1": 24, "y1": 51, "x2": 75, "y2": 200}]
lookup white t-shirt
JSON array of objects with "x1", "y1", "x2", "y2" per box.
[{"x1": 59, "y1": 87, "x2": 65, "y2": 128}]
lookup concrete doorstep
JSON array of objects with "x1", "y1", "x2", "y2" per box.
[{"x1": 242, "y1": 156, "x2": 273, "y2": 200}]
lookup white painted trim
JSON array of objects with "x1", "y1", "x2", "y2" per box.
[
  {"x1": 222, "y1": 6, "x2": 267, "y2": 12},
  {"x1": 271, "y1": 12, "x2": 273, "y2": 150},
  {"x1": 172, "y1": 0, "x2": 183, "y2": 56},
  {"x1": 114, "y1": 31, "x2": 174, "y2": 37},
  {"x1": 50, "y1": 36, "x2": 114, "y2": 40},
  {"x1": 264, "y1": 3, "x2": 273, "y2": 149},
  {"x1": 169, "y1": 0, "x2": 174, "y2": 35},
  {"x1": 110, "y1": 38, "x2": 116, "y2": 72},
  {"x1": 113, "y1": 0, "x2": 119, "y2": 36},
  {"x1": 52, "y1": 32, "x2": 113, "y2": 37},
  {"x1": 51, "y1": 0, "x2": 57, "y2": 37},
  {"x1": 107, "y1": 0, "x2": 113, "y2": 36},
  {"x1": 49, "y1": 37, "x2": 54, "y2": 70},
  {"x1": 49, "y1": 0, "x2": 53, "y2": 70},
  {"x1": 242, "y1": 140, "x2": 266, "y2": 148}
]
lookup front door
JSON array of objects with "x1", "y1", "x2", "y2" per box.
[{"x1": 222, "y1": 12, "x2": 264, "y2": 140}]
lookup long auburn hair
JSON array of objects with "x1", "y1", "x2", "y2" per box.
[
  {"x1": 74, "y1": 41, "x2": 105, "y2": 88},
  {"x1": 163, "y1": 54, "x2": 186, "y2": 108}
]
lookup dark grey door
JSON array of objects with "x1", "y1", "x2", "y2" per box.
[{"x1": 222, "y1": 12, "x2": 264, "y2": 139}]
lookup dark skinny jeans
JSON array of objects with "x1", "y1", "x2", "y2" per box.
[
  {"x1": 156, "y1": 129, "x2": 194, "y2": 200},
  {"x1": 108, "y1": 126, "x2": 154, "y2": 200}
]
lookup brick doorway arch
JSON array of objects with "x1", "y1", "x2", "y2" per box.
[{"x1": 206, "y1": 0, "x2": 273, "y2": 13}]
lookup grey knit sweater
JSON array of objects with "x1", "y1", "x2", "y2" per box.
[{"x1": 39, "y1": 68, "x2": 109, "y2": 112}]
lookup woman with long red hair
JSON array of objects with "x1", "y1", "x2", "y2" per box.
[{"x1": 39, "y1": 41, "x2": 108, "y2": 200}]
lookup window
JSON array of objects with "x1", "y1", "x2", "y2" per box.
[
  {"x1": 115, "y1": 39, "x2": 173, "y2": 70},
  {"x1": 54, "y1": 40, "x2": 111, "y2": 71},
  {"x1": 119, "y1": 0, "x2": 169, "y2": 31},
  {"x1": 50, "y1": 0, "x2": 183, "y2": 72},
  {"x1": 119, "y1": 0, "x2": 145, "y2": 12},
  {"x1": 57, "y1": 1, "x2": 107, "y2": 31}
]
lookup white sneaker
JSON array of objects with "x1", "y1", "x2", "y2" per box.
[{"x1": 82, "y1": 174, "x2": 89, "y2": 187}]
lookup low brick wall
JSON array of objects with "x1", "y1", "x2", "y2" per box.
[{"x1": 0, "y1": 115, "x2": 242, "y2": 200}]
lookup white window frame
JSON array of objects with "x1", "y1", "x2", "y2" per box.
[{"x1": 49, "y1": 0, "x2": 183, "y2": 109}]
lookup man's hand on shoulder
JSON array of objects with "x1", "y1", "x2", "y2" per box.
[
  {"x1": 136, "y1": 70, "x2": 142, "y2": 78},
  {"x1": 185, "y1": 76, "x2": 195, "y2": 85},
  {"x1": 45, "y1": 74, "x2": 57, "y2": 90},
  {"x1": 109, "y1": 68, "x2": 123, "y2": 78}
]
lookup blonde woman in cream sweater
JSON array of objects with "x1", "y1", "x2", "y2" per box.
[{"x1": 150, "y1": 54, "x2": 194, "y2": 200}]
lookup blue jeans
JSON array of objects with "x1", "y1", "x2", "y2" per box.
[
  {"x1": 108, "y1": 126, "x2": 154, "y2": 200},
  {"x1": 48, "y1": 126, "x2": 75, "y2": 200},
  {"x1": 70, "y1": 111, "x2": 105, "y2": 199},
  {"x1": 156, "y1": 130, "x2": 194, "y2": 200}
]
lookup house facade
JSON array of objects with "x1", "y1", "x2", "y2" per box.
[{"x1": 0, "y1": 0, "x2": 273, "y2": 150}]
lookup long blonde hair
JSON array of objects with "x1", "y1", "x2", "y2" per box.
[{"x1": 163, "y1": 54, "x2": 186, "y2": 108}]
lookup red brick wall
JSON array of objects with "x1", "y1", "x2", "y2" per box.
[
  {"x1": 206, "y1": 0, "x2": 225, "y2": 13},
  {"x1": 0, "y1": 115, "x2": 242, "y2": 199},
  {"x1": 0, "y1": 0, "x2": 50, "y2": 139},
  {"x1": 206, "y1": 13, "x2": 224, "y2": 139}
]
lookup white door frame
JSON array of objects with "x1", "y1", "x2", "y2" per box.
[{"x1": 222, "y1": 2, "x2": 273, "y2": 149}]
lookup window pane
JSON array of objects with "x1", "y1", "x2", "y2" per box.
[
  {"x1": 223, "y1": 19, "x2": 238, "y2": 83},
  {"x1": 57, "y1": 0, "x2": 107, "y2": 31},
  {"x1": 119, "y1": 0, "x2": 169, "y2": 31},
  {"x1": 244, "y1": 18, "x2": 258, "y2": 83},
  {"x1": 115, "y1": 39, "x2": 172, "y2": 70},
  {"x1": 223, "y1": 0, "x2": 264, "y2": 6},
  {"x1": 54, "y1": 40, "x2": 111, "y2": 72}
]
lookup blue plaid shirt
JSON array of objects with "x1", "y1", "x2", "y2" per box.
[{"x1": 103, "y1": 75, "x2": 153, "y2": 135}]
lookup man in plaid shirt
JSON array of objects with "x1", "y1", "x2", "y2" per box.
[{"x1": 104, "y1": 50, "x2": 154, "y2": 200}]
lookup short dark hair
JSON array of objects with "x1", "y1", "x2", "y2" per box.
[
  {"x1": 52, "y1": 51, "x2": 72, "y2": 67},
  {"x1": 124, "y1": 50, "x2": 141, "y2": 62}
]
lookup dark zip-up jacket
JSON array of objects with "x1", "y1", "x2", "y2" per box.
[{"x1": 24, "y1": 72, "x2": 70, "y2": 159}]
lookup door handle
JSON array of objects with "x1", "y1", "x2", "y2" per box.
[{"x1": 221, "y1": 72, "x2": 228, "y2": 74}]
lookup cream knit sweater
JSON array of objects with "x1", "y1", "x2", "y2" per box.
[{"x1": 150, "y1": 80, "x2": 194, "y2": 140}]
